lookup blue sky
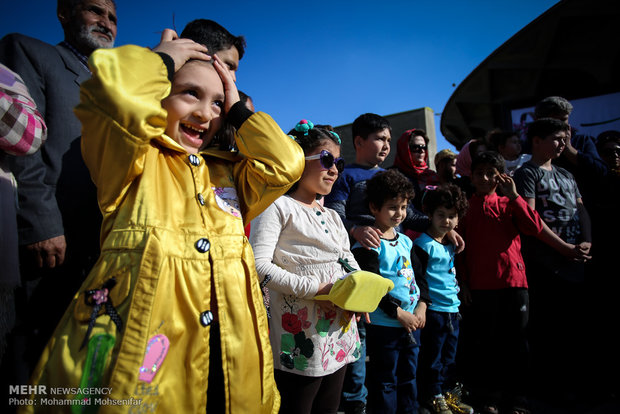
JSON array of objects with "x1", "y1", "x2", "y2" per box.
[{"x1": 2, "y1": 0, "x2": 560, "y2": 153}]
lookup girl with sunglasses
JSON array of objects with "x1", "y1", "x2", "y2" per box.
[{"x1": 250, "y1": 120, "x2": 361, "y2": 414}]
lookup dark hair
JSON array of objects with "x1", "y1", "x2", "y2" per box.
[
  {"x1": 486, "y1": 129, "x2": 517, "y2": 150},
  {"x1": 286, "y1": 122, "x2": 341, "y2": 196},
  {"x1": 596, "y1": 130, "x2": 620, "y2": 152},
  {"x1": 366, "y1": 169, "x2": 415, "y2": 210},
  {"x1": 422, "y1": 184, "x2": 468, "y2": 219},
  {"x1": 535, "y1": 96, "x2": 573, "y2": 119},
  {"x1": 181, "y1": 19, "x2": 246, "y2": 59},
  {"x1": 526, "y1": 117, "x2": 570, "y2": 144},
  {"x1": 471, "y1": 151, "x2": 505, "y2": 175},
  {"x1": 287, "y1": 123, "x2": 339, "y2": 155},
  {"x1": 351, "y1": 113, "x2": 391, "y2": 144},
  {"x1": 239, "y1": 90, "x2": 251, "y2": 106},
  {"x1": 408, "y1": 129, "x2": 429, "y2": 146}
]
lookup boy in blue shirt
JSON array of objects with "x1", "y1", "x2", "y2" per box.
[
  {"x1": 352, "y1": 169, "x2": 429, "y2": 414},
  {"x1": 415, "y1": 184, "x2": 472, "y2": 414}
]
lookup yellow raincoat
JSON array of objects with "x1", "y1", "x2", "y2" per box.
[{"x1": 21, "y1": 45, "x2": 304, "y2": 413}]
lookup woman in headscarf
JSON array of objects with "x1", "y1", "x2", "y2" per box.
[{"x1": 392, "y1": 128, "x2": 439, "y2": 210}]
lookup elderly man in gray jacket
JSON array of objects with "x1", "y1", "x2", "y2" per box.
[{"x1": 0, "y1": 0, "x2": 117, "y2": 388}]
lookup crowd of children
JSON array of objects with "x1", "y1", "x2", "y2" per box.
[{"x1": 2, "y1": 13, "x2": 619, "y2": 414}]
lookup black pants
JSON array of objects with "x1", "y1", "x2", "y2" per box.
[
  {"x1": 460, "y1": 288, "x2": 529, "y2": 404},
  {"x1": 275, "y1": 365, "x2": 347, "y2": 414}
]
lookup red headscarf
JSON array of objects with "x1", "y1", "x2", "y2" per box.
[
  {"x1": 393, "y1": 129, "x2": 439, "y2": 190},
  {"x1": 394, "y1": 129, "x2": 429, "y2": 176}
]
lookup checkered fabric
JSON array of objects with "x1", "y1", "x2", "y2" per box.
[{"x1": 0, "y1": 63, "x2": 47, "y2": 155}]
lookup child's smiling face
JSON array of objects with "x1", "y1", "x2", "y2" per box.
[
  {"x1": 162, "y1": 61, "x2": 225, "y2": 154},
  {"x1": 429, "y1": 206, "x2": 459, "y2": 239},
  {"x1": 370, "y1": 196, "x2": 408, "y2": 233},
  {"x1": 298, "y1": 139, "x2": 341, "y2": 198}
]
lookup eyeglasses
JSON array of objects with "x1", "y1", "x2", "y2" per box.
[
  {"x1": 601, "y1": 148, "x2": 620, "y2": 157},
  {"x1": 410, "y1": 144, "x2": 427, "y2": 153},
  {"x1": 305, "y1": 150, "x2": 345, "y2": 173}
]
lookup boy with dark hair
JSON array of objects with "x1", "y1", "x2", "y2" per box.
[
  {"x1": 325, "y1": 112, "x2": 391, "y2": 414},
  {"x1": 414, "y1": 184, "x2": 471, "y2": 414},
  {"x1": 352, "y1": 169, "x2": 430, "y2": 414},
  {"x1": 513, "y1": 117, "x2": 592, "y2": 400},
  {"x1": 326, "y1": 112, "x2": 392, "y2": 249},
  {"x1": 181, "y1": 18, "x2": 246, "y2": 73},
  {"x1": 458, "y1": 151, "x2": 543, "y2": 414},
  {"x1": 0, "y1": 0, "x2": 118, "y2": 392},
  {"x1": 533, "y1": 96, "x2": 607, "y2": 207}
]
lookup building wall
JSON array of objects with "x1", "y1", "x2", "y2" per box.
[{"x1": 334, "y1": 107, "x2": 438, "y2": 170}]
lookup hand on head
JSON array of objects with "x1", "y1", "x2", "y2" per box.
[
  {"x1": 154, "y1": 29, "x2": 240, "y2": 114},
  {"x1": 212, "y1": 54, "x2": 240, "y2": 114},
  {"x1": 153, "y1": 29, "x2": 210, "y2": 72}
]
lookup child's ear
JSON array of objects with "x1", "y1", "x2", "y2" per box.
[{"x1": 369, "y1": 202, "x2": 379, "y2": 215}]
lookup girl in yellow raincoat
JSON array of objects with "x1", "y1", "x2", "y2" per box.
[{"x1": 21, "y1": 29, "x2": 304, "y2": 413}]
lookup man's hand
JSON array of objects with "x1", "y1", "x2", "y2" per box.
[
  {"x1": 26, "y1": 235, "x2": 66, "y2": 268},
  {"x1": 352, "y1": 225, "x2": 383, "y2": 249},
  {"x1": 152, "y1": 29, "x2": 210, "y2": 72}
]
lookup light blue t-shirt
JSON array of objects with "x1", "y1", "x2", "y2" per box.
[
  {"x1": 413, "y1": 233, "x2": 460, "y2": 313},
  {"x1": 353, "y1": 233, "x2": 420, "y2": 327}
]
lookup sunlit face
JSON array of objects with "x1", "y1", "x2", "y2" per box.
[
  {"x1": 430, "y1": 206, "x2": 459, "y2": 237},
  {"x1": 370, "y1": 196, "x2": 408, "y2": 233},
  {"x1": 298, "y1": 139, "x2": 341, "y2": 197},
  {"x1": 161, "y1": 61, "x2": 225, "y2": 154},
  {"x1": 63, "y1": 0, "x2": 117, "y2": 55},
  {"x1": 599, "y1": 141, "x2": 620, "y2": 170},
  {"x1": 410, "y1": 134, "x2": 427, "y2": 165},
  {"x1": 535, "y1": 130, "x2": 567, "y2": 160},
  {"x1": 471, "y1": 165, "x2": 500, "y2": 196},
  {"x1": 355, "y1": 128, "x2": 391, "y2": 166},
  {"x1": 499, "y1": 135, "x2": 522, "y2": 159}
]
